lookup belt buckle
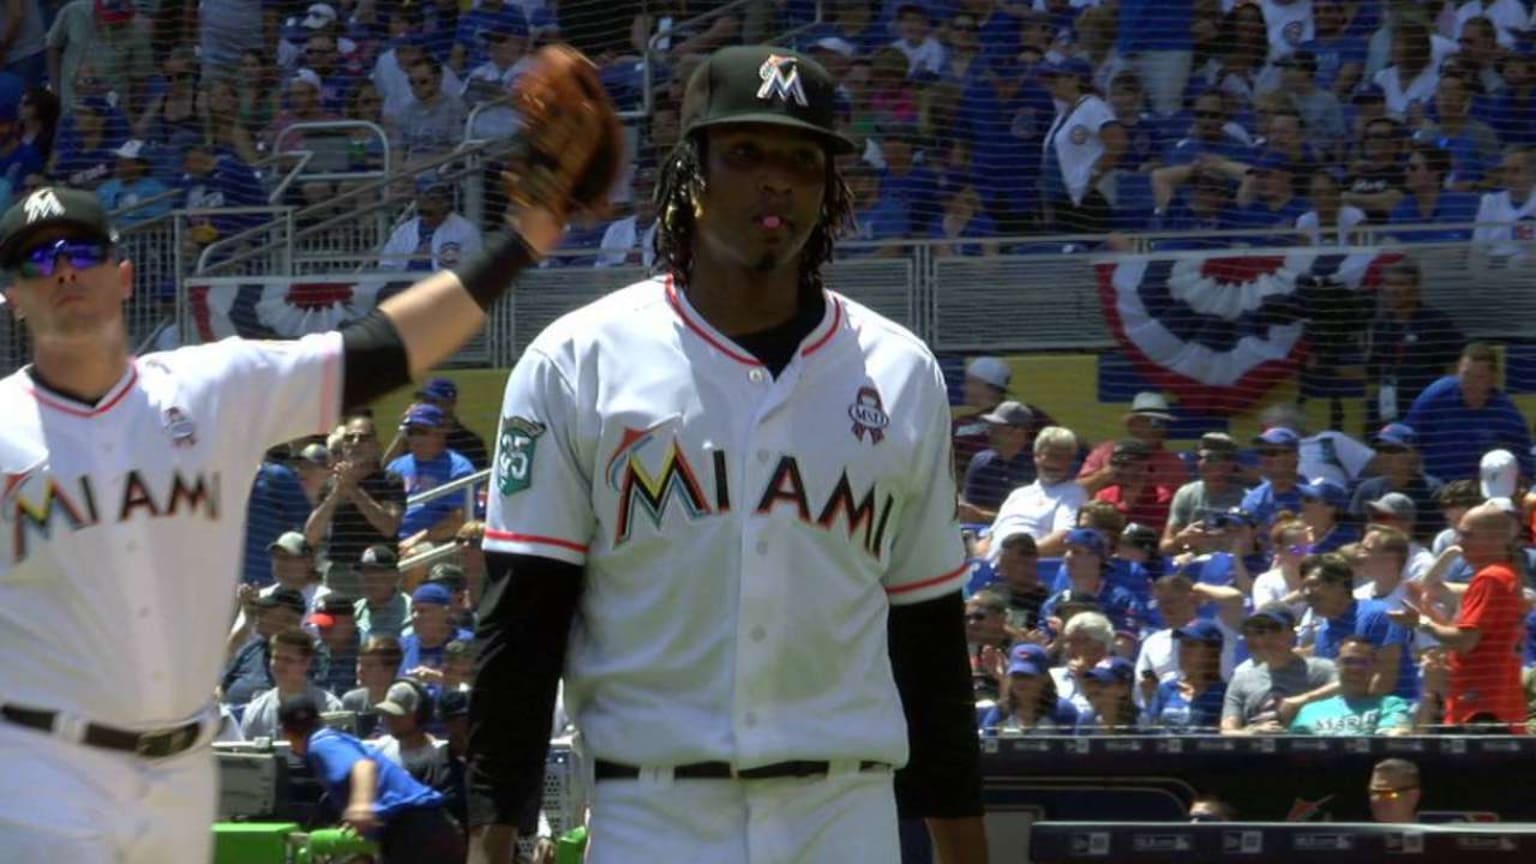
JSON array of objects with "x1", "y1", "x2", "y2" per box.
[
  {"x1": 134, "y1": 733, "x2": 157, "y2": 757},
  {"x1": 729, "y1": 763, "x2": 741, "y2": 780}
]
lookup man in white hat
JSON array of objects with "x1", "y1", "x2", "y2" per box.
[
  {"x1": 951, "y1": 356, "x2": 1012, "y2": 476},
  {"x1": 1078, "y1": 391, "x2": 1188, "y2": 494}
]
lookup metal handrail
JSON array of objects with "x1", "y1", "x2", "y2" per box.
[
  {"x1": 271, "y1": 119, "x2": 394, "y2": 185},
  {"x1": 636, "y1": 0, "x2": 760, "y2": 120},
  {"x1": 464, "y1": 95, "x2": 518, "y2": 142},
  {"x1": 398, "y1": 467, "x2": 491, "y2": 567},
  {"x1": 767, "y1": 0, "x2": 824, "y2": 45},
  {"x1": 193, "y1": 205, "x2": 298, "y2": 273}
]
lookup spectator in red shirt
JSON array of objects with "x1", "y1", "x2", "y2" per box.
[
  {"x1": 1391, "y1": 501, "x2": 1528, "y2": 731},
  {"x1": 1079, "y1": 392, "x2": 1189, "y2": 494},
  {"x1": 1093, "y1": 439, "x2": 1176, "y2": 534}
]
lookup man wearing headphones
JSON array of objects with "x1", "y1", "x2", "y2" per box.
[
  {"x1": 373, "y1": 679, "x2": 451, "y2": 786},
  {"x1": 278, "y1": 694, "x2": 464, "y2": 861}
]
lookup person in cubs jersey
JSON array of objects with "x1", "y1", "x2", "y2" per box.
[
  {"x1": 0, "y1": 173, "x2": 577, "y2": 861},
  {"x1": 467, "y1": 47, "x2": 988, "y2": 864}
]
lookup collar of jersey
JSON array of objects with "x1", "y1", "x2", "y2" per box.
[
  {"x1": 24, "y1": 362, "x2": 139, "y2": 419},
  {"x1": 664, "y1": 275, "x2": 844, "y2": 367}
]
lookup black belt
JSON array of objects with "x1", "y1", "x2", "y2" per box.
[
  {"x1": 1, "y1": 704, "x2": 203, "y2": 759},
  {"x1": 594, "y1": 758, "x2": 889, "y2": 782}
]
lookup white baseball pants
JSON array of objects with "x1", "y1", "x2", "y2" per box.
[
  {"x1": 584, "y1": 762, "x2": 900, "y2": 864},
  {"x1": 0, "y1": 721, "x2": 217, "y2": 864}
]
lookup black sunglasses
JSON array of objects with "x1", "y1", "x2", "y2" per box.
[{"x1": 9, "y1": 239, "x2": 113, "y2": 278}]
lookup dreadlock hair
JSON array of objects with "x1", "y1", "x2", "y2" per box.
[{"x1": 653, "y1": 131, "x2": 855, "y2": 294}]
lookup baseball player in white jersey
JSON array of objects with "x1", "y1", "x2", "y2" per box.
[
  {"x1": 0, "y1": 141, "x2": 588, "y2": 858},
  {"x1": 467, "y1": 47, "x2": 988, "y2": 864}
]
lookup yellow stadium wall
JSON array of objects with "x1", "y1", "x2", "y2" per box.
[{"x1": 371, "y1": 354, "x2": 1536, "y2": 456}]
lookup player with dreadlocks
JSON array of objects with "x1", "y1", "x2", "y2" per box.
[{"x1": 468, "y1": 46, "x2": 988, "y2": 863}]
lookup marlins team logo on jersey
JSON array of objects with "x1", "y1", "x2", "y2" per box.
[
  {"x1": 1, "y1": 467, "x2": 221, "y2": 563},
  {"x1": 604, "y1": 418, "x2": 896, "y2": 556},
  {"x1": 497, "y1": 415, "x2": 546, "y2": 495},
  {"x1": 757, "y1": 54, "x2": 809, "y2": 106}
]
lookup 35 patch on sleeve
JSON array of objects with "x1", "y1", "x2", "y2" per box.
[{"x1": 496, "y1": 415, "x2": 547, "y2": 495}]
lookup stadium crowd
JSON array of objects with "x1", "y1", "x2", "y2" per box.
[{"x1": 954, "y1": 345, "x2": 1536, "y2": 737}]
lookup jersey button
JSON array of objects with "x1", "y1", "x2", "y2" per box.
[
  {"x1": 755, "y1": 540, "x2": 769, "y2": 556},
  {"x1": 748, "y1": 368, "x2": 766, "y2": 383},
  {"x1": 138, "y1": 606, "x2": 150, "y2": 619},
  {"x1": 756, "y1": 449, "x2": 770, "y2": 463},
  {"x1": 124, "y1": 541, "x2": 138, "y2": 553},
  {"x1": 743, "y1": 712, "x2": 758, "y2": 727},
  {"x1": 749, "y1": 625, "x2": 766, "y2": 642}
]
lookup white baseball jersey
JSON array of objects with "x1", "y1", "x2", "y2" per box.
[
  {"x1": 485, "y1": 277, "x2": 967, "y2": 769},
  {"x1": 0, "y1": 334, "x2": 342, "y2": 729}
]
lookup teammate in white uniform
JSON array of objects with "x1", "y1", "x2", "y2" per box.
[
  {"x1": 467, "y1": 46, "x2": 987, "y2": 864},
  {"x1": 0, "y1": 173, "x2": 573, "y2": 860}
]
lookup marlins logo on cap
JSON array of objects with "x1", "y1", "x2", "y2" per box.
[
  {"x1": 757, "y1": 54, "x2": 808, "y2": 106},
  {"x1": 23, "y1": 188, "x2": 65, "y2": 224}
]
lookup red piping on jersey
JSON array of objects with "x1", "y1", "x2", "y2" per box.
[
  {"x1": 25, "y1": 365, "x2": 139, "y2": 418},
  {"x1": 483, "y1": 529, "x2": 589, "y2": 553},
  {"x1": 887, "y1": 561, "x2": 969, "y2": 595},
  {"x1": 664, "y1": 275, "x2": 844, "y2": 366}
]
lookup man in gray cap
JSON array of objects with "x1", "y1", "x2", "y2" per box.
[
  {"x1": 1161, "y1": 432, "x2": 1246, "y2": 556},
  {"x1": 959, "y1": 400, "x2": 1037, "y2": 522},
  {"x1": 470, "y1": 44, "x2": 986, "y2": 864}
]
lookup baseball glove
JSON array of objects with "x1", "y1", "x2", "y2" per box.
[{"x1": 504, "y1": 45, "x2": 626, "y2": 224}]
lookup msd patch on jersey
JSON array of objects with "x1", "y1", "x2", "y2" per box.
[
  {"x1": 497, "y1": 415, "x2": 546, "y2": 495},
  {"x1": 848, "y1": 385, "x2": 889, "y2": 444}
]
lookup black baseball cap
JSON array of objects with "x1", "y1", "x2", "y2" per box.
[
  {"x1": 0, "y1": 186, "x2": 119, "y2": 269},
  {"x1": 680, "y1": 45, "x2": 856, "y2": 154}
]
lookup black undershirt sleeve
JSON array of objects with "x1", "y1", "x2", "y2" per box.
[
  {"x1": 888, "y1": 590, "x2": 986, "y2": 820},
  {"x1": 467, "y1": 550, "x2": 584, "y2": 828},
  {"x1": 338, "y1": 310, "x2": 413, "y2": 411}
]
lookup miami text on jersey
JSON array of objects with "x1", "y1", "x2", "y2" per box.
[
  {"x1": 606, "y1": 425, "x2": 894, "y2": 557},
  {"x1": 3, "y1": 469, "x2": 221, "y2": 563}
]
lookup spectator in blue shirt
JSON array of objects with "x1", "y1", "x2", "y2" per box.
[
  {"x1": 397, "y1": 583, "x2": 472, "y2": 687},
  {"x1": 1228, "y1": 150, "x2": 1311, "y2": 240},
  {"x1": 94, "y1": 139, "x2": 172, "y2": 225},
  {"x1": 1403, "y1": 341, "x2": 1534, "y2": 483},
  {"x1": 1421, "y1": 70, "x2": 1501, "y2": 191},
  {"x1": 48, "y1": 95, "x2": 121, "y2": 189},
  {"x1": 1147, "y1": 167, "x2": 1238, "y2": 246},
  {"x1": 845, "y1": 162, "x2": 908, "y2": 250},
  {"x1": 960, "y1": 400, "x2": 1037, "y2": 523},
  {"x1": 1162, "y1": 91, "x2": 1251, "y2": 166},
  {"x1": 979, "y1": 643, "x2": 1080, "y2": 734},
  {"x1": 1489, "y1": 45, "x2": 1536, "y2": 147},
  {"x1": 1302, "y1": 553, "x2": 1416, "y2": 700},
  {"x1": 242, "y1": 449, "x2": 314, "y2": 587},
  {"x1": 388, "y1": 403, "x2": 476, "y2": 544},
  {"x1": 1040, "y1": 528, "x2": 1149, "y2": 635},
  {"x1": 450, "y1": 0, "x2": 527, "y2": 74},
  {"x1": 957, "y1": 54, "x2": 1053, "y2": 233},
  {"x1": 1241, "y1": 428, "x2": 1307, "y2": 528},
  {"x1": 1387, "y1": 144, "x2": 1480, "y2": 243},
  {"x1": 277, "y1": 695, "x2": 464, "y2": 861},
  {"x1": 931, "y1": 184, "x2": 997, "y2": 256},
  {"x1": 1148, "y1": 619, "x2": 1227, "y2": 731},
  {"x1": 1107, "y1": 71, "x2": 1167, "y2": 173},
  {"x1": 180, "y1": 141, "x2": 267, "y2": 248},
  {"x1": 1299, "y1": 0, "x2": 1368, "y2": 96},
  {"x1": 1299, "y1": 479, "x2": 1361, "y2": 553},
  {"x1": 874, "y1": 120, "x2": 942, "y2": 235},
  {"x1": 1117, "y1": 0, "x2": 1194, "y2": 116}
]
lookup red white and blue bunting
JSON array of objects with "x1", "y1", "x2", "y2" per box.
[
  {"x1": 1095, "y1": 250, "x2": 1396, "y2": 414},
  {"x1": 185, "y1": 277, "x2": 413, "y2": 342}
]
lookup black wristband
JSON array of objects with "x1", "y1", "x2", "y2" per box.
[{"x1": 455, "y1": 229, "x2": 539, "y2": 312}]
